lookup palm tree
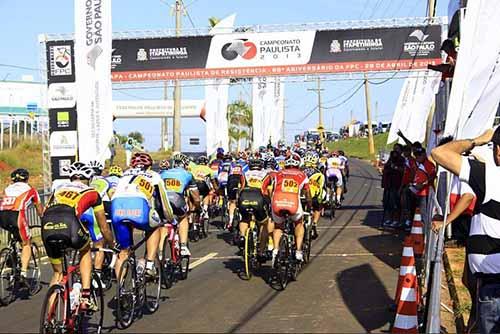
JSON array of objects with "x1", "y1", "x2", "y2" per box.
[{"x1": 227, "y1": 100, "x2": 252, "y2": 151}]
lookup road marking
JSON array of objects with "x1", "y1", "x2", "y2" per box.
[
  {"x1": 316, "y1": 226, "x2": 375, "y2": 229},
  {"x1": 190, "y1": 252, "x2": 218, "y2": 269},
  {"x1": 190, "y1": 252, "x2": 396, "y2": 261}
]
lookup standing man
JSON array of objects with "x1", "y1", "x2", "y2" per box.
[
  {"x1": 409, "y1": 147, "x2": 436, "y2": 228},
  {"x1": 124, "y1": 137, "x2": 134, "y2": 167},
  {"x1": 432, "y1": 128, "x2": 500, "y2": 334}
]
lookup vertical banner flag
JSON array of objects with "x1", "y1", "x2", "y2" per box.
[
  {"x1": 75, "y1": 0, "x2": 113, "y2": 163},
  {"x1": 205, "y1": 79, "x2": 229, "y2": 155},
  {"x1": 444, "y1": 0, "x2": 500, "y2": 139},
  {"x1": 388, "y1": 70, "x2": 440, "y2": 144},
  {"x1": 252, "y1": 77, "x2": 284, "y2": 148}
]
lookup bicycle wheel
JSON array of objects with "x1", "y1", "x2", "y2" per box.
[
  {"x1": 275, "y1": 236, "x2": 289, "y2": 290},
  {"x1": 243, "y1": 227, "x2": 254, "y2": 280},
  {"x1": 80, "y1": 272, "x2": 104, "y2": 334},
  {"x1": 27, "y1": 243, "x2": 42, "y2": 296},
  {"x1": 39, "y1": 284, "x2": 68, "y2": 334},
  {"x1": 161, "y1": 238, "x2": 175, "y2": 290},
  {"x1": 0, "y1": 248, "x2": 15, "y2": 305},
  {"x1": 329, "y1": 189, "x2": 336, "y2": 220},
  {"x1": 116, "y1": 259, "x2": 135, "y2": 329},
  {"x1": 144, "y1": 255, "x2": 161, "y2": 314},
  {"x1": 304, "y1": 226, "x2": 312, "y2": 264}
]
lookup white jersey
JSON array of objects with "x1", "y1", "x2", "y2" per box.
[
  {"x1": 326, "y1": 157, "x2": 343, "y2": 170},
  {"x1": 113, "y1": 168, "x2": 163, "y2": 201},
  {"x1": 244, "y1": 169, "x2": 268, "y2": 189}
]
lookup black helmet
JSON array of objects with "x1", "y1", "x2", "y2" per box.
[
  {"x1": 197, "y1": 156, "x2": 209, "y2": 165},
  {"x1": 11, "y1": 168, "x2": 29, "y2": 182},
  {"x1": 222, "y1": 153, "x2": 233, "y2": 162},
  {"x1": 249, "y1": 159, "x2": 264, "y2": 170}
]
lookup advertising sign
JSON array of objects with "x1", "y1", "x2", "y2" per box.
[{"x1": 112, "y1": 100, "x2": 205, "y2": 118}]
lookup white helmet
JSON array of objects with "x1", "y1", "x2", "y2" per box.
[
  {"x1": 87, "y1": 160, "x2": 104, "y2": 173},
  {"x1": 285, "y1": 153, "x2": 302, "y2": 168},
  {"x1": 65, "y1": 162, "x2": 94, "y2": 180}
]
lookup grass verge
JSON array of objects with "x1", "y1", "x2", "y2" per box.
[{"x1": 326, "y1": 132, "x2": 392, "y2": 160}]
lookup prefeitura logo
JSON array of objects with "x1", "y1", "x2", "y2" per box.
[
  {"x1": 49, "y1": 45, "x2": 72, "y2": 76},
  {"x1": 221, "y1": 39, "x2": 257, "y2": 61}
]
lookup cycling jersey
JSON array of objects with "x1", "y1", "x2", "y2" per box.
[
  {"x1": 90, "y1": 176, "x2": 111, "y2": 201},
  {"x1": 244, "y1": 170, "x2": 269, "y2": 191},
  {"x1": 217, "y1": 162, "x2": 232, "y2": 187},
  {"x1": 189, "y1": 163, "x2": 215, "y2": 182},
  {"x1": 304, "y1": 168, "x2": 325, "y2": 200},
  {"x1": 234, "y1": 159, "x2": 249, "y2": 175},
  {"x1": 47, "y1": 181, "x2": 104, "y2": 218},
  {"x1": 105, "y1": 175, "x2": 120, "y2": 191},
  {"x1": 0, "y1": 182, "x2": 40, "y2": 242},
  {"x1": 275, "y1": 156, "x2": 286, "y2": 170},
  {"x1": 160, "y1": 167, "x2": 196, "y2": 195},
  {"x1": 209, "y1": 159, "x2": 222, "y2": 177}
]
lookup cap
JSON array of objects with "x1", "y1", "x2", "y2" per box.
[{"x1": 414, "y1": 147, "x2": 426, "y2": 156}]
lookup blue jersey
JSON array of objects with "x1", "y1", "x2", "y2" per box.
[
  {"x1": 235, "y1": 159, "x2": 249, "y2": 175},
  {"x1": 160, "y1": 168, "x2": 194, "y2": 194}
]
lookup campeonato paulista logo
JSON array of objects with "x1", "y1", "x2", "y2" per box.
[{"x1": 221, "y1": 39, "x2": 257, "y2": 61}]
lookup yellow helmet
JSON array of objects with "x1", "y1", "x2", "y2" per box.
[{"x1": 108, "y1": 165, "x2": 123, "y2": 177}]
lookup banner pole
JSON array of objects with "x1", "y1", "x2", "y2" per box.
[
  {"x1": 173, "y1": 0, "x2": 182, "y2": 152},
  {"x1": 364, "y1": 73, "x2": 375, "y2": 159}
]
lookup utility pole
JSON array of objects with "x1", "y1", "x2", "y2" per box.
[
  {"x1": 172, "y1": 0, "x2": 182, "y2": 152},
  {"x1": 308, "y1": 77, "x2": 325, "y2": 143},
  {"x1": 364, "y1": 73, "x2": 375, "y2": 158}
]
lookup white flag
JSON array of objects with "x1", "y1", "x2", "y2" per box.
[
  {"x1": 444, "y1": 0, "x2": 500, "y2": 139},
  {"x1": 75, "y1": 0, "x2": 113, "y2": 163},
  {"x1": 205, "y1": 79, "x2": 229, "y2": 156}
]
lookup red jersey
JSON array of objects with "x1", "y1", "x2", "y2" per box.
[
  {"x1": 413, "y1": 158, "x2": 436, "y2": 197},
  {"x1": 0, "y1": 182, "x2": 40, "y2": 212},
  {"x1": 263, "y1": 168, "x2": 310, "y2": 216}
]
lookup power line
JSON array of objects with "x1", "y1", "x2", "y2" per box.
[
  {"x1": 368, "y1": 0, "x2": 385, "y2": 19},
  {"x1": 322, "y1": 82, "x2": 364, "y2": 109},
  {"x1": 0, "y1": 63, "x2": 41, "y2": 72},
  {"x1": 322, "y1": 81, "x2": 364, "y2": 105},
  {"x1": 180, "y1": 0, "x2": 197, "y2": 29},
  {"x1": 285, "y1": 105, "x2": 318, "y2": 125}
]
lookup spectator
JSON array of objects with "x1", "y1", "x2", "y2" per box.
[
  {"x1": 400, "y1": 145, "x2": 417, "y2": 227},
  {"x1": 409, "y1": 146, "x2": 436, "y2": 228},
  {"x1": 431, "y1": 127, "x2": 500, "y2": 334},
  {"x1": 382, "y1": 149, "x2": 404, "y2": 228},
  {"x1": 124, "y1": 137, "x2": 134, "y2": 167},
  {"x1": 108, "y1": 131, "x2": 118, "y2": 166}
]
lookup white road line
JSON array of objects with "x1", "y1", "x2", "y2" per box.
[
  {"x1": 191, "y1": 252, "x2": 396, "y2": 261},
  {"x1": 316, "y1": 226, "x2": 375, "y2": 229},
  {"x1": 190, "y1": 252, "x2": 218, "y2": 269}
]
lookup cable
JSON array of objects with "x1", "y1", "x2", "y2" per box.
[
  {"x1": 368, "y1": 0, "x2": 385, "y2": 19},
  {"x1": 0, "y1": 63, "x2": 41, "y2": 72},
  {"x1": 322, "y1": 81, "x2": 364, "y2": 105},
  {"x1": 285, "y1": 105, "x2": 318, "y2": 125},
  {"x1": 323, "y1": 82, "x2": 364, "y2": 109},
  {"x1": 180, "y1": 0, "x2": 197, "y2": 29}
]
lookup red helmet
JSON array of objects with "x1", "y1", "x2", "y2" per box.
[
  {"x1": 285, "y1": 153, "x2": 302, "y2": 168},
  {"x1": 130, "y1": 152, "x2": 153, "y2": 169}
]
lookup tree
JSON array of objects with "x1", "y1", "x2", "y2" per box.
[
  {"x1": 128, "y1": 131, "x2": 144, "y2": 144},
  {"x1": 227, "y1": 100, "x2": 252, "y2": 151}
]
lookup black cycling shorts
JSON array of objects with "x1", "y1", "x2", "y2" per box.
[
  {"x1": 167, "y1": 192, "x2": 188, "y2": 218},
  {"x1": 196, "y1": 180, "x2": 210, "y2": 197},
  {"x1": 0, "y1": 210, "x2": 23, "y2": 242},
  {"x1": 238, "y1": 189, "x2": 267, "y2": 223},
  {"x1": 227, "y1": 175, "x2": 241, "y2": 201},
  {"x1": 311, "y1": 197, "x2": 322, "y2": 211},
  {"x1": 41, "y1": 204, "x2": 89, "y2": 260}
]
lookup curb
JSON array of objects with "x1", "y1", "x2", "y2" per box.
[{"x1": 442, "y1": 249, "x2": 466, "y2": 333}]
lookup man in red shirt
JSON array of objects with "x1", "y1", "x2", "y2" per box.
[
  {"x1": 400, "y1": 145, "x2": 417, "y2": 227},
  {"x1": 409, "y1": 147, "x2": 436, "y2": 226},
  {"x1": 0, "y1": 169, "x2": 44, "y2": 284},
  {"x1": 263, "y1": 153, "x2": 312, "y2": 263}
]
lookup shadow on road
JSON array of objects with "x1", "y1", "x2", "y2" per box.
[{"x1": 337, "y1": 263, "x2": 393, "y2": 333}]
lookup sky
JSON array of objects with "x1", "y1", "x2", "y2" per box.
[{"x1": 0, "y1": 0, "x2": 449, "y2": 151}]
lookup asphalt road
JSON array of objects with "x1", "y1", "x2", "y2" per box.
[{"x1": 0, "y1": 159, "x2": 402, "y2": 333}]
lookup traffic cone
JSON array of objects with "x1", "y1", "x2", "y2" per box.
[
  {"x1": 394, "y1": 237, "x2": 416, "y2": 304},
  {"x1": 410, "y1": 209, "x2": 425, "y2": 256},
  {"x1": 392, "y1": 272, "x2": 419, "y2": 333}
]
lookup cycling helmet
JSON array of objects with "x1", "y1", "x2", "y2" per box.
[
  {"x1": 216, "y1": 152, "x2": 224, "y2": 160},
  {"x1": 197, "y1": 156, "x2": 209, "y2": 165},
  {"x1": 339, "y1": 150, "x2": 345, "y2": 156},
  {"x1": 238, "y1": 151, "x2": 248, "y2": 161},
  {"x1": 88, "y1": 160, "x2": 104, "y2": 176},
  {"x1": 216, "y1": 147, "x2": 225, "y2": 155},
  {"x1": 303, "y1": 154, "x2": 318, "y2": 167},
  {"x1": 258, "y1": 146, "x2": 266, "y2": 153},
  {"x1": 284, "y1": 153, "x2": 301, "y2": 168},
  {"x1": 108, "y1": 165, "x2": 123, "y2": 177},
  {"x1": 130, "y1": 152, "x2": 153, "y2": 169},
  {"x1": 264, "y1": 157, "x2": 277, "y2": 170},
  {"x1": 10, "y1": 168, "x2": 29, "y2": 182},
  {"x1": 222, "y1": 153, "x2": 233, "y2": 162},
  {"x1": 249, "y1": 159, "x2": 264, "y2": 170},
  {"x1": 172, "y1": 153, "x2": 189, "y2": 168},
  {"x1": 66, "y1": 162, "x2": 94, "y2": 180},
  {"x1": 159, "y1": 159, "x2": 170, "y2": 170}
]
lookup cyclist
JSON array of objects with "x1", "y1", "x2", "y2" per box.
[
  {"x1": 209, "y1": 148, "x2": 225, "y2": 177},
  {"x1": 88, "y1": 160, "x2": 111, "y2": 216},
  {"x1": 238, "y1": 158, "x2": 271, "y2": 260},
  {"x1": 0, "y1": 168, "x2": 44, "y2": 286},
  {"x1": 226, "y1": 153, "x2": 247, "y2": 231},
  {"x1": 263, "y1": 153, "x2": 312, "y2": 263},
  {"x1": 338, "y1": 150, "x2": 349, "y2": 193},
  {"x1": 160, "y1": 153, "x2": 200, "y2": 256},
  {"x1": 105, "y1": 165, "x2": 123, "y2": 199},
  {"x1": 325, "y1": 151, "x2": 344, "y2": 208},
  {"x1": 42, "y1": 162, "x2": 114, "y2": 310},
  {"x1": 303, "y1": 153, "x2": 325, "y2": 239},
  {"x1": 189, "y1": 156, "x2": 216, "y2": 220},
  {"x1": 111, "y1": 153, "x2": 174, "y2": 278}
]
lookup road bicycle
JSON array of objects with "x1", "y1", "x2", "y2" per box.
[
  {"x1": 160, "y1": 222, "x2": 190, "y2": 290},
  {"x1": 0, "y1": 229, "x2": 42, "y2": 305},
  {"x1": 115, "y1": 231, "x2": 162, "y2": 329},
  {"x1": 327, "y1": 178, "x2": 339, "y2": 220},
  {"x1": 40, "y1": 244, "x2": 105, "y2": 334},
  {"x1": 243, "y1": 208, "x2": 261, "y2": 280},
  {"x1": 273, "y1": 212, "x2": 301, "y2": 290},
  {"x1": 188, "y1": 209, "x2": 209, "y2": 242},
  {"x1": 302, "y1": 211, "x2": 313, "y2": 264}
]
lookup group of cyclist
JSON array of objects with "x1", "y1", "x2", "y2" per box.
[{"x1": 0, "y1": 144, "x2": 349, "y2": 313}]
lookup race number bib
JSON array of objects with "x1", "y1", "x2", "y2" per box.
[
  {"x1": 247, "y1": 177, "x2": 262, "y2": 189},
  {"x1": 165, "y1": 178, "x2": 182, "y2": 193},
  {"x1": 55, "y1": 190, "x2": 81, "y2": 206},
  {"x1": 0, "y1": 196, "x2": 16, "y2": 210},
  {"x1": 282, "y1": 179, "x2": 299, "y2": 194},
  {"x1": 133, "y1": 177, "x2": 154, "y2": 198}
]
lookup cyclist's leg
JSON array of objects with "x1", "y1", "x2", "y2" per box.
[
  {"x1": 335, "y1": 173, "x2": 343, "y2": 204},
  {"x1": 227, "y1": 177, "x2": 239, "y2": 228},
  {"x1": 293, "y1": 207, "x2": 305, "y2": 253},
  {"x1": 15, "y1": 210, "x2": 32, "y2": 276},
  {"x1": 255, "y1": 196, "x2": 269, "y2": 256},
  {"x1": 271, "y1": 212, "x2": 284, "y2": 255}
]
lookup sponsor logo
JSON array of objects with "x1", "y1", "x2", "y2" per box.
[
  {"x1": 49, "y1": 45, "x2": 72, "y2": 76},
  {"x1": 404, "y1": 29, "x2": 436, "y2": 57},
  {"x1": 48, "y1": 83, "x2": 76, "y2": 109},
  {"x1": 340, "y1": 38, "x2": 383, "y2": 52},
  {"x1": 50, "y1": 131, "x2": 78, "y2": 157},
  {"x1": 149, "y1": 47, "x2": 188, "y2": 60},
  {"x1": 111, "y1": 48, "x2": 122, "y2": 69},
  {"x1": 329, "y1": 40, "x2": 342, "y2": 53},
  {"x1": 87, "y1": 45, "x2": 103, "y2": 70},
  {"x1": 59, "y1": 159, "x2": 72, "y2": 176},
  {"x1": 137, "y1": 48, "x2": 148, "y2": 61},
  {"x1": 221, "y1": 39, "x2": 257, "y2": 61},
  {"x1": 56, "y1": 111, "x2": 70, "y2": 128},
  {"x1": 43, "y1": 222, "x2": 68, "y2": 230}
]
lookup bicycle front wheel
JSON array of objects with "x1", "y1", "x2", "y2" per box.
[
  {"x1": 144, "y1": 255, "x2": 161, "y2": 314},
  {"x1": 39, "y1": 284, "x2": 68, "y2": 334},
  {"x1": 27, "y1": 243, "x2": 42, "y2": 296},
  {"x1": 0, "y1": 247, "x2": 15, "y2": 305},
  {"x1": 116, "y1": 259, "x2": 135, "y2": 329}
]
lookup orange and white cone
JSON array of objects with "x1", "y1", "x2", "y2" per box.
[
  {"x1": 392, "y1": 272, "x2": 419, "y2": 334},
  {"x1": 410, "y1": 209, "x2": 425, "y2": 256},
  {"x1": 394, "y1": 237, "x2": 416, "y2": 303}
]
